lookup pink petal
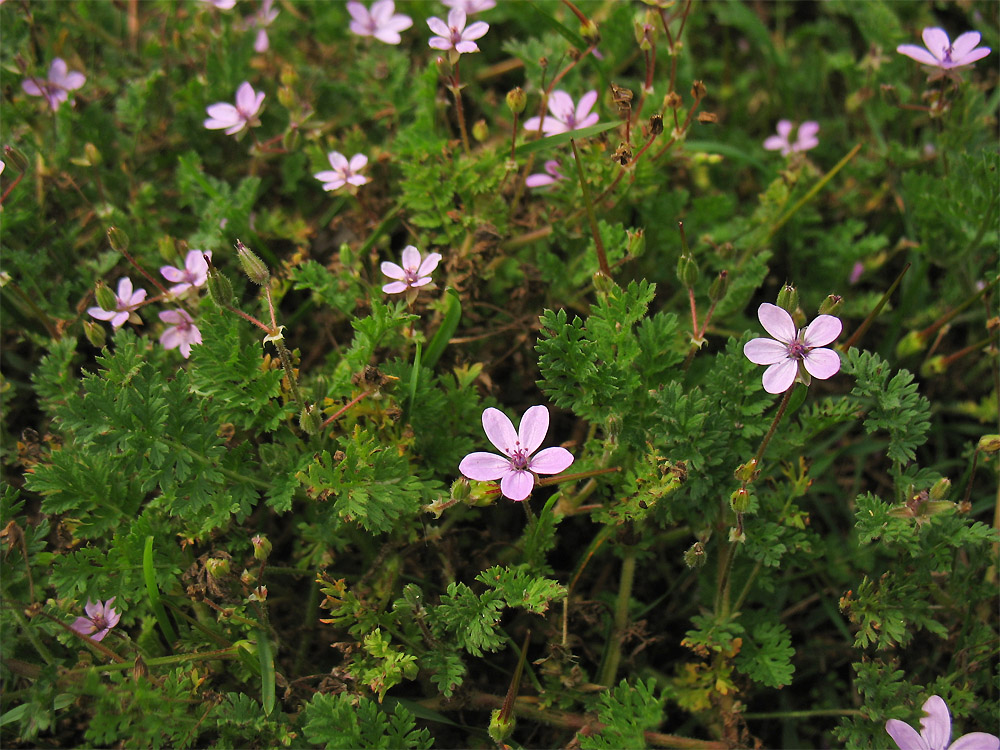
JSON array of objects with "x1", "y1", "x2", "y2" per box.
[
  {"x1": 88, "y1": 307, "x2": 117, "y2": 321},
  {"x1": 350, "y1": 19, "x2": 372, "y2": 37},
  {"x1": 525, "y1": 173, "x2": 556, "y2": 187},
  {"x1": 896, "y1": 44, "x2": 940, "y2": 66},
  {"x1": 886, "y1": 719, "x2": 930, "y2": 750},
  {"x1": 575, "y1": 90, "x2": 598, "y2": 120},
  {"x1": 205, "y1": 103, "x2": 239, "y2": 126},
  {"x1": 160, "y1": 327, "x2": 183, "y2": 351},
  {"x1": 327, "y1": 151, "x2": 349, "y2": 170},
  {"x1": 949, "y1": 734, "x2": 1000, "y2": 750},
  {"x1": 744, "y1": 337, "x2": 789, "y2": 366},
  {"x1": 577, "y1": 112, "x2": 600, "y2": 130},
  {"x1": 459, "y1": 451, "x2": 510, "y2": 481},
  {"x1": 235, "y1": 82, "x2": 256, "y2": 111},
  {"x1": 454, "y1": 40, "x2": 480, "y2": 54},
  {"x1": 428, "y1": 36, "x2": 453, "y2": 50},
  {"x1": 380, "y1": 261, "x2": 406, "y2": 280},
  {"x1": 49, "y1": 58, "x2": 68, "y2": 81},
  {"x1": 521, "y1": 116, "x2": 542, "y2": 133},
  {"x1": 797, "y1": 121, "x2": 820, "y2": 142},
  {"x1": 410, "y1": 276, "x2": 433, "y2": 288},
  {"x1": 776, "y1": 120, "x2": 793, "y2": 138},
  {"x1": 382, "y1": 14, "x2": 413, "y2": 33},
  {"x1": 529, "y1": 446, "x2": 574, "y2": 475},
  {"x1": 401, "y1": 246, "x2": 421, "y2": 270},
  {"x1": 447, "y1": 8, "x2": 466, "y2": 29},
  {"x1": 463, "y1": 20, "x2": 489, "y2": 41},
  {"x1": 370, "y1": 0, "x2": 395, "y2": 23},
  {"x1": 547, "y1": 90, "x2": 574, "y2": 121},
  {"x1": 110, "y1": 312, "x2": 130, "y2": 329},
  {"x1": 501, "y1": 470, "x2": 534, "y2": 501},
  {"x1": 21, "y1": 79, "x2": 43, "y2": 97},
  {"x1": 346, "y1": 1, "x2": 369, "y2": 24},
  {"x1": 417, "y1": 252, "x2": 442, "y2": 277},
  {"x1": 348, "y1": 153, "x2": 368, "y2": 171},
  {"x1": 921, "y1": 27, "x2": 950, "y2": 61},
  {"x1": 517, "y1": 405, "x2": 549, "y2": 455},
  {"x1": 482, "y1": 407, "x2": 517, "y2": 454},
  {"x1": 255, "y1": 29, "x2": 269, "y2": 53},
  {"x1": 158, "y1": 309, "x2": 185, "y2": 325},
  {"x1": 426, "y1": 16, "x2": 450, "y2": 36},
  {"x1": 919, "y1": 696, "x2": 951, "y2": 750},
  {"x1": 763, "y1": 135, "x2": 790, "y2": 153},
  {"x1": 762, "y1": 359, "x2": 798, "y2": 394},
  {"x1": 314, "y1": 170, "x2": 340, "y2": 184},
  {"x1": 382, "y1": 281, "x2": 408, "y2": 294},
  {"x1": 90, "y1": 628, "x2": 110, "y2": 642},
  {"x1": 374, "y1": 28, "x2": 404, "y2": 43},
  {"x1": 62, "y1": 72, "x2": 86, "y2": 91},
  {"x1": 955, "y1": 47, "x2": 991, "y2": 66},
  {"x1": 950, "y1": 32, "x2": 982, "y2": 59},
  {"x1": 757, "y1": 303, "x2": 796, "y2": 343},
  {"x1": 346, "y1": 174, "x2": 370, "y2": 186},
  {"x1": 801, "y1": 315, "x2": 842, "y2": 347},
  {"x1": 116, "y1": 278, "x2": 133, "y2": 300},
  {"x1": 84, "y1": 599, "x2": 103, "y2": 619},
  {"x1": 161, "y1": 265, "x2": 186, "y2": 282},
  {"x1": 802, "y1": 347, "x2": 840, "y2": 380},
  {"x1": 70, "y1": 616, "x2": 96, "y2": 636}
]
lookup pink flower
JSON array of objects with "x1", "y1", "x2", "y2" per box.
[
  {"x1": 897, "y1": 28, "x2": 991, "y2": 70},
  {"x1": 459, "y1": 406, "x2": 574, "y2": 502},
  {"x1": 522, "y1": 90, "x2": 600, "y2": 136},
  {"x1": 442, "y1": 0, "x2": 496, "y2": 13},
  {"x1": 200, "y1": 0, "x2": 236, "y2": 8},
  {"x1": 158, "y1": 309, "x2": 202, "y2": 358},
  {"x1": 525, "y1": 159, "x2": 566, "y2": 188},
  {"x1": 849, "y1": 261, "x2": 864, "y2": 285},
  {"x1": 250, "y1": 0, "x2": 279, "y2": 52},
  {"x1": 314, "y1": 152, "x2": 370, "y2": 191},
  {"x1": 763, "y1": 120, "x2": 819, "y2": 156},
  {"x1": 886, "y1": 695, "x2": 999, "y2": 750},
  {"x1": 160, "y1": 249, "x2": 211, "y2": 297},
  {"x1": 743, "y1": 303, "x2": 842, "y2": 394},
  {"x1": 381, "y1": 246, "x2": 441, "y2": 294},
  {"x1": 21, "y1": 58, "x2": 86, "y2": 112},
  {"x1": 204, "y1": 81, "x2": 265, "y2": 135},
  {"x1": 347, "y1": 0, "x2": 413, "y2": 45},
  {"x1": 87, "y1": 277, "x2": 147, "y2": 329},
  {"x1": 70, "y1": 598, "x2": 121, "y2": 642},
  {"x1": 427, "y1": 9, "x2": 489, "y2": 55}
]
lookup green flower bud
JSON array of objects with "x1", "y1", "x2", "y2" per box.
[
  {"x1": 206, "y1": 266, "x2": 234, "y2": 308},
  {"x1": 488, "y1": 709, "x2": 516, "y2": 744},
  {"x1": 627, "y1": 228, "x2": 646, "y2": 259},
  {"x1": 236, "y1": 240, "x2": 270, "y2": 285},
  {"x1": 978, "y1": 434, "x2": 1000, "y2": 454},
  {"x1": 95, "y1": 281, "x2": 119, "y2": 312},
  {"x1": 818, "y1": 294, "x2": 843, "y2": 316},
  {"x1": 107, "y1": 226, "x2": 130, "y2": 253},
  {"x1": 592, "y1": 271, "x2": 616, "y2": 296},
  {"x1": 472, "y1": 119, "x2": 489, "y2": 143},
  {"x1": 895, "y1": 329, "x2": 926, "y2": 359},
  {"x1": 84, "y1": 142, "x2": 102, "y2": 167},
  {"x1": 776, "y1": 283, "x2": 798, "y2": 314},
  {"x1": 299, "y1": 404, "x2": 322, "y2": 435},
  {"x1": 205, "y1": 557, "x2": 230, "y2": 578},
  {"x1": 730, "y1": 487, "x2": 750, "y2": 513},
  {"x1": 450, "y1": 477, "x2": 471, "y2": 502},
  {"x1": 3, "y1": 145, "x2": 30, "y2": 174},
  {"x1": 709, "y1": 270, "x2": 729, "y2": 302},
  {"x1": 580, "y1": 18, "x2": 600, "y2": 46},
  {"x1": 929, "y1": 477, "x2": 951, "y2": 501},
  {"x1": 676, "y1": 255, "x2": 699, "y2": 289},
  {"x1": 83, "y1": 320, "x2": 106, "y2": 348},
  {"x1": 506, "y1": 87, "x2": 527, "y2": 115},
  {"x1": 683, "y1": 541, "x2": 706, "y2": 569},
  {"x1": 733, "y1": 459, "x2": 758, "y2": 483},
  {"x1": 251, "y1": 534, "x2": 272, "y2": 562},
  {"x1": 402, "y1": 583, "x2": 424, "y2": 612}
]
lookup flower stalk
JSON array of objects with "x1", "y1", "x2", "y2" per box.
[{"x1": 569, "y1": 138, "x2": 612, "y2": 278}]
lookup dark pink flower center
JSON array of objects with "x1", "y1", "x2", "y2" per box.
[
  {"x1": 403, "y1": 267, "x2": 420, "y2": 285},
  {"x1": 508, "y1": 444, "x2": 530, "y2": 470},
  {"x1": 91, "y1": 613, "x2": 108, "y2": 630},
  {"x1": 942, "y1": 45, "x2": 953, "y2": 63},
  {"x1": 787, "y1": 340, "x2": 807, "y2": 360}
]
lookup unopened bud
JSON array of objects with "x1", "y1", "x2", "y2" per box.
[
  {"x1": 895, "y1": 330, "x2": 926, "y2": 358},
  {"x1": 83, "y1": 320, "x2": 106, "y2": 348},
  {"x1": 819, "y1": 294, "x2": 843, "y2": 316},
  {"x1": 978, "y1": 434, "x2": 1000, "y2": 454},
  {"x1": 3, "y1": 145, "x2": 29, "y2": 174},
  {"x1": 776, "y1": 283, "x2": 798, "y2": 314},
  {"x1": 691, "y1": 80, "x2": 707, "y2": 100},
  {"x1": 488, "y1": 709, "x2": 516, "y2": 744},
  {"x1": 95, "y1": 281, "x2": 119, "y2": 312},
  {"x1": 205, "y1": 557, "x2": 230, "y2": 578},
  {"x1": 709, "y1": 270, "x2": 729, "y2": 302},
  {"x1": 592, "y1": 271, "x2": 616, "y2": 296},
  {"x1": 451, "y1": 477, "x2": 471, "y2": 502},
  {"x1": 251, "y1": 534, "x2": 272, "y2": 562},
  {"x1": 664, "y1": 91, "x2": 683, "y2": 109},
  {"x1": 241, "y1": 568, "x2": 256, "y2": 586},
  {"x1": 730, "y1": 487, "x2": 750, "y2": 513},
  {"x1": 626, "y1": 228, "x2": 645, "y2": 259},
  {"x1": 733, "y1": 458, "x2": 758, "y2": 483},
  {"x1": 472, "y1": 119, "x2": 489, "y2": 142},
  {"x1": 506, "y1": 87, "x2": 527, "y2": 115},
  {"x1": 402, "y1": 583, "x2": 424, "y2": 612},
  {"x1": 206, "y1": 266, "x2": 234, "y2": 307},
  {"x1": 236, "y1": 240, "x2": 269, "y2": 285},
  {"x1": 299, "y1": 404, "x2": 322, "y2": 435},
  {"x1": 676, "y1": 255, "x2": 698, "y2": 289},
  {"x1": 435, "y1": 55, "x2": 452, "y2": 78},
  {"x1": 279, "y1": 63, "x2": 299, "y2": 89},
  {"x1": 683, "y1": 541, "x2": 706, "y2": 568},
  {"x1": 649, "y1": 113, "x2": 664, "y2": 135},
  {"x1": 282, "y1": 128, "x2": 299, "y2": 152},
  {"x1": 277, "y1": 85, "x2": 296, "y2": 110},
  {"x1": 107, "y1": 226, "x2": 129, "y2": 253},
  {"x1": 929, "y1": 478, "x2": 951, "y2": 501},
  {"x1": 580, "y1": 18, "x2": 600, "y2": 45}
]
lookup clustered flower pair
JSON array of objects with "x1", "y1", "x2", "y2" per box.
[{"x1": 347, "y1": 0, "x2": 491, "y2": 52}]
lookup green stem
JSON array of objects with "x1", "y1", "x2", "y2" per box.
[
  {"x1": 597, "y1": 542, "x2": 636, "y2": 686},
  {"x1": 743, "y1": 709, "x2": 865, "y2": 719},
  {"x1": 569, "y1": 138, "x2": 612, "y2": 277},
  {"x1": 273, "y1": 337, "x2": 305, "y2": 413},
  {"x1": 754, "y1": 386, "x2": 795, "y2": 467},
  {"x1": 65, "y1": 646, "x2": 241, "y2": 675},
  {"x1": 767, "y1": 143, "x2": 862, "y2": 239},
  {"x1": 11, "y1": 606, "x2": 57, "y2": 666}
]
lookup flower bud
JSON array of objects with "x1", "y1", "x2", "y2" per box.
[
  {"x1": 107, "y1": 226, "x2": 130, "y2": 253},
  {"x1": 488, "y1": 709, "x2": 516, "y2": 744},
  {"x1": 978, "y1": 434, "x2": 1000, "y2": 454},
  {"x1": 206, "y1": 266, "x2": 234, "y2": 307},
  {"x1": 709, "y1": 270, "x2": 729, "y2": 302},
  {"x1": 95, "y1": 281, "x2": 119, "y2": 312},
  {"x1": 733, "y1": 458, "x2": 757, "y2": 483},
  {"x1": 895, "y1": 330, "x2": 926, "y2": 358},
  {"x1": 450, "y1": 477, "x2": 471, "y2": 502},
  {"x1": 592, "y1": 271, "x2": 616, "y2": 296},
  {"x1": 236, "y1": 240, "x2": 270, "y2": 285},
  {"x1": 83, "y1": 320, "x2": 106, "y2": 348},
  {"x1": 506, "y1": 87, "x2": 527, "y2": 115},
  {"x1": 729, "y1": 487, "x2": 750, "y2": 513},
  {"x1": 626, "y1": 228, "x2": 645, "y2": 259},
  {"x1": 676, "y1": 255, "x2": 698, "y2": 289},
  {"x1": 683, "y1": 541, "x2": 706, "y2": 568},
  {"x1": 435, "y1": 55, "x2": 452, "y2": 78},
  {"x1": 3, "y1": 145, "x2": 29, "y2": 174},
  {"x1": 205, "y1": 556, "x2": 230, "y2": 578},
  {"x1": 691, "y1": 80, "x2": 707, "y2": 101},
  {"x1": 282, "y1": 128, "x2": 299, "y2": 152},
  {"x1": 776, "y1": 283, "x2": 798, "y2": 314},
  {"x1": 819, "y1": 294, "x2": 843, "y2": 316},
  {"x1": 929, "y1": 477, "x2": 951, "y2": 501},
  {"x1": 472, "y1": 119, "x2": 489, "y2": 143},
  {"x1": 251, "y1": 534, "x2": 272, "y2": 562},
  {"x1": 402, "y1": 583, "x2": 424, "y2": 612},
  {"x1": 648, "y1": 113, "x2": 664, "y2": 136},
  {"x1": 580, "y1": 18, "x2": 600, "y2": 46},
  {"x1": 241, "y1": 568, "x2": 256, "y2": 586},
  {"x1": 299, "y1": 404, "x2": 322, "y2": 435}
]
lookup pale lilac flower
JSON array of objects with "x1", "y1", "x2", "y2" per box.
[
  {"x1": 744, "y1": 303, "x2": 842, "y2": 394},
  {"x1": 522, "y1": 90, "x2": 600, "y2": 136},
  {"x1": 201, "y1": 0, "x2": 237, "y2": 8},
  {"x1": 427, "y1": 9, "x2": 489, "y2": 55},
  {"x1": 347, "y1": 0, "x2": 413, "y2": 45},
  {"x1": 442, "y1": 0, "x2": 496, "y2": 13},
  {"x1": 886, "y1": 695, "x2": 999, "y2": 750},
  {"x1": 70, "y1": 598, "x2": 121, "y2": 642},
  {"x1": 525, "y1": 160, "x2": 566, "y2": 188},
  {"x1": 203, "y1": 81, "x2": 265, "y2": 135},
  {"x1": 314, "y1": 152, "x2": 370, "y2": 191},
  {"x1": 763, "y1": 120, "x2": 819, "y2": 156},
  {"x1": 159, "y1": 309, "x2": 202, "y2": 358},
  {"x1": 849, "y1": 261, "x2": 864, "y2": 285},
  {"x1": 160, "y1": 249, "x2": 211, "y2": 297},
  {"x1": 250, "y1": 0, "x2": 279, "y2": 52},
  {"x1": 87, "y1": 277, "x2": 147, "y2": 329},
  {"x1": 21, "y1": 58, "x2": 86, "y2": 112},
  {"x1": 381, "y1": 246, "x2": 441, "y2": 294},
  {"x1": 897, "y1": 28, "x2": 991, "y2": 70},
  {"x1": 459, "y1": 405, "x2": 574, "y2": 502}
]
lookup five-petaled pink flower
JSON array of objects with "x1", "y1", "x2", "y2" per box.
[
  {"x1": 161, "y1": 249, "x2": 211, "y2": 297},
  {"x1": 314, "y1": 151, "x2": 370, "y2": 191},
  {"x1": 159, "y1": 309, "x2": 202, "y2": 358},
  {"x1": 70, "y1": 598, "x2": 122, "y2": 642},
  {"x1": 200, "y1": 0, "x2": 236, "y2": 8},
  {"x1": 897, "y1": 28, "x2": 991, "y2": 70},
  {"x1": 250, "y1": 0, "x2": 279, "y2": 53},
  {"x1": 427, "y1": 9, "x2": 489, "y2": 55},
  {"x1": 459, "y1": 405, "x2": 575, "y2": 502},
  {"x1": 763, "y1": 120, "x2": 819, "y2": 156},
  {"x1": 523, "y1": 90, "x2": 600, "y2": 136},
  {"x1": 22, "y1": 58, "x2": 86, "y2": 112},
  {"x1": 525, "y1": 159, "x2": 566, "y2": 188},
  {"x1": 347, "y1": 0, "x2": 413, "y2": 45},
  {"x1": 87, "y1": 277, "x2": 147, "y2": 329},
  {"x1": 442, "y1": 0, "x2": 496, "y2": 13},
  {"x1": 381, "y1": 246, "x2": 441, "y2": 294},
  {"x1": 204, "y1": 81, "x2": 265, "y2": 135},
  {"x1": 886, "y1": 695, "x2": 999, "y2": 750},
  {"x1": 744, "y1": 303, "x2": 842, "y2": 394}
]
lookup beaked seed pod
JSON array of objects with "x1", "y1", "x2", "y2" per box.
[
  {"x1": 206, "y1": 266, "x2": 234, "y2": 307},
  {"x1": 236, "y1": 240, "x2": 270, "y2": 285},
  {"x1": 709, "y1": 270, "x2": 729, "y2": 302},
  {"x1": 107, "y1": 226, "x2": 129, "y2": 253},
  {"x1": 676, "y1": 255, "x2": 699, "y2": 289}
]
